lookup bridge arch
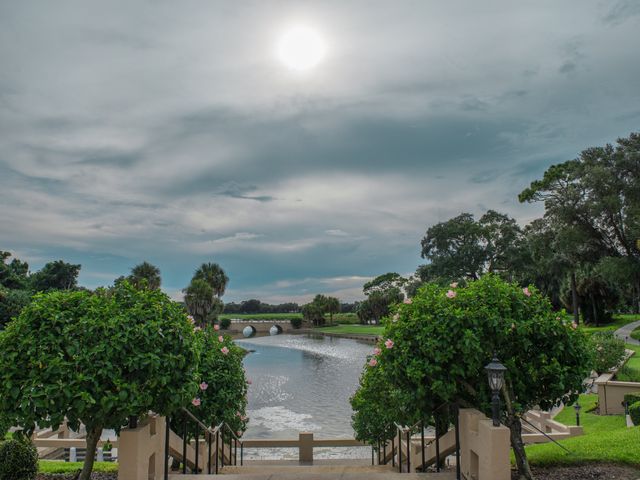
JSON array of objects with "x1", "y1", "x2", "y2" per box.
[
  {"x1": 269, "y1": 324, "x2": 283, "y2": 336},
  {"x1": 242, "y1": 325, "x2": 257, "y2": 338}
]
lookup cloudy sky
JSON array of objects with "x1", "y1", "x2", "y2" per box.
[{"x1": 1, "y1": 1, "x2": 639, "y2": 303}]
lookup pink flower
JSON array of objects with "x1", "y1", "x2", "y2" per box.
[
  {"x1": 523, "y1": 287, "x2": 531, "y2": 297},
  {"x1": 446, "y1": 290, "x2": 457, "y2": 298},
  {"x1": 199, "y1": 382, "x2": 208, "y2": 391},
  {"x1": 373, "y1": 347, "x2": 382, "y2": 356},
  {"x1": 194, "y1": 326, "x2": 202, "y2": 332},
  {"x1": 403, "y1": 298, "x2": 412, "y2": 304},
  {"x1": 236, "y1": 411, "x2": 242, "y2": 417},
  {"x1": 368, "y1": 358, "x2": 378, "y2": 367},
  {"x1": 214, "y1": 324, "x2": 220, "y2": 331},
  {"x1": 221, "y1": 346, "x2": 229, "y2": 355},
  {"x1": 241, "y1": 415, "x2": 248, "y2": 422},
  {"x1": 392, "y1": 313, "x2": 399, "y2": 322},
  {"x1": 187, "y1": 315, "x2": 195, "y2": 324},
  {"x1": 192, "y1": 398, "x2": 201, "y2": 407},
  {"x1": 571, "y1": 321, "x2": 578, "y2": 330},
  {"x1": 236, "y1": 431, "x2": 242, "y2": 437},
  {"x1": 218, "y1": 335, "x2": 224, "y2": 343},
  {"x1": 247, "y1": 379, "x2": 252, "y2": 384},
  {"x1": 385, "y1": 338, "x2": 394, "y2": 349},
  {"x1": 450, "y1": 282, "x2": 458, "y2": 288}
]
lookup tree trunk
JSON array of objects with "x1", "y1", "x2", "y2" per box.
[
  {"x1": 79, "y1": 426, "x2": 102, "y2": 480},
  {"x1": 571, "y1": 272, "x2": 579, "y2": 325},
  {"x1": 591, "y1": 293, "x2": 598, "y2": 327},
  {"x1": 506, "y1": 415, "x2": 535, "y2": 480},
  {"x1": 501, "y1": 383, "x2": 534, "y2": 480}
]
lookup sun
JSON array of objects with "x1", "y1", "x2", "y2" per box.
[{"x1": 277, "y1": 25, "x2": 326, "y2": 71}]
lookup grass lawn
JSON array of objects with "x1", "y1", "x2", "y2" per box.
[
  {"x1": 616, "y1": 343, "x2": 640, "y2": 382},
  {"x1": 39, "y1": 461, "x2": 118, "y2": 474},
  {"x1": 579, "y1": 313, "x2": 640, "y2": 335},
  {"x1": 219, "y1": 312, "x2": 302, "y2": 320},
  {"x1": 524, "y1": 394, "x2": 640, "y2": 467},
  {"x1": 316, "y1": 324, "x2": 384, "y2": 336},
  {"x1": 631, "y1": 325, "x2": 640, "y2": 342},
  {"x1": 219, "y1": 312, "x2": 359, "y2": 323}
]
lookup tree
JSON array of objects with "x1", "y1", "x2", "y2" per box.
[
  {"x1": 357, "y1": 273, "x2": 405, "y2": 325},
  {"x1": 0, "y1": 251, "x2": 29, "y2": 290},
  {"x1": 128, "y1": 261, "x2": 161, "y2": 290},
  {"x1": 0, "y1": 288, "x2": 32, "y2": 330},
  {"x1": 301, "y1": 299, "x2": 326, "y2": 326},
  {"x1": 0, "y1": 282, "x2": 200, "y2": 480},
  {"x1": 193, "y1": 263, "x2": 229, "y2": 297},
  {"x1": 352, "y1": 275, "x2": 592, "y2": 480},
  {"x1": 30, "y1": 260, "x2": 80, "y2": 291},
  {"x1": 324, "y1": 296, "x2": 341, "y2": 326},
  {"x1": 419, "y1": 211, "x2": 523, "y2": 283},
  {"x1": 519, "y1": 132, "x2": 640, "y2": 312},
  {"x1": 183, "y1": 279, "x2": 223, "y2": 327}
]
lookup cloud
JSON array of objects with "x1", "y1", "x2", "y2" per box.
[{"x1": 0, "y1": 1, "x2": 639, "y2": 301}]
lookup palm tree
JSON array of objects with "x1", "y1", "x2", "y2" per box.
[
  {"x1": 193, "y1": 263, "x2": 229, "y2": 297},
  {"x1": 325, "y1": 296, "x2": 341, "y2": 326},
  {"x1": 128, "y1": 262, "x2": 161, "y2": 290},
  {"x1": 183, "y1": 279, "x2": 224, "y2": 326}
]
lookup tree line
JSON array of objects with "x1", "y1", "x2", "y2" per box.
[{"x1": 354, "y1": 132, "x2": 640, "y2": 325}]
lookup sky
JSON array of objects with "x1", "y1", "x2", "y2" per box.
[{"x1": 1, "y1": 1, "x2": 639, "y2": 304}]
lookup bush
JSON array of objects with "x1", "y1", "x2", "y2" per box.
[
  {"x1": 290, "y1": 317, "x2": 302, "y2": 329},
  {"x1": 0, "y1": 439, "x2": 38, "y2": 480},
  {"x1": 590, "y1": 332, "x2": 626, "y2": 374},
  {"x1": 629, "y1": 401, "x2": 640, "y2": 426},
  {"x1": 623, "y1": 392, "x2": 640, "y2": 407},
  {"x1": 219, "y1": 317, "x2": 231, "y2": 329}
]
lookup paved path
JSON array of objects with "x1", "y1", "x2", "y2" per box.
[{"x1": 614, "y1": 320, "x2": 640, "y2": 345}]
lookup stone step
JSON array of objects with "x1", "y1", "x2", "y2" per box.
[
  {"x1": 169, "y1": 465, "x2": 457, "y2": 479},
  {"x1": 220, "y1": 464, "x2": 396, "y2": 474},
  {"x1": 170, "y1": 472, "x2": 456, "y2": 480}
]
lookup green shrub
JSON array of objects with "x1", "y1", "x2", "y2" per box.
[
  {"x1": 623, "y1": 392, "x2": 640, "y2": 407},
  {"x1": 219, "y1": 317, "x2": 231, "y2": 329},
  {"x1": 590, "y1": 331, "x2": 626, "y2": 374},
  {"x1": 290, "y1": 317, "x2": 302, "y2": 329},
  {"x1": 0, "y1": 439, "x2": 38, "y2": 480},
  {"x1": 629, "y1": 401, "x2": 640, "y2": 426}
]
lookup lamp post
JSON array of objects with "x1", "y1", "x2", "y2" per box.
[
  {"x1": 574, "y1": 401, "x2": 582, "y2": 426},
  {"x1": 484, "y1": 355, "x2": 507, "y2": 427}
]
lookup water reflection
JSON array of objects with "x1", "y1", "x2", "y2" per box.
[{"x1": 237, "y1": 334, "x2": 373, "y2": 459}]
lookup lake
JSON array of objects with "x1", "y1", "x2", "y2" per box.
[{"x1": 237, "y1": 333, "x2": 373, "y2": 459}]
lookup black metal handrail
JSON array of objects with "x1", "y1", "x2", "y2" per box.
[
  {"x1": 377, "y1": 403, "x2": 461, "y2": 479},
  {"x1": 163, "y1": 409, "x2": 242, "y2": 478}
]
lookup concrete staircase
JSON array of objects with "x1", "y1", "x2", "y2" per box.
[{"x1": 169, "y1": 462, "x2": 457, "y2": 479}]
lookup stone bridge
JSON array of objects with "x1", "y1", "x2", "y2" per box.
[{"x1": 227, "y1": 319, "x2": 300, "y2": 337}]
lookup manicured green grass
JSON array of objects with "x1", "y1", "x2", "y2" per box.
[
  {"x1": 316, "y1": 324, "x2": 384, "y2": 335},
  {"x1": 39, "y1": 461, "x2": 118, "y2": 474},
  {"x1": 631, "y1": 325, "x2": 640, "y2": 342},
  {"x1": 220, "y1": 313, "x2": 303, "y2": 320},
  {"x1": 579, "y1": 314, "x2": 640, "y2": 335},
  {"x1": 524, "y1": 394, "x2": 640, "y2": 467},
  {"x1": 616, "y1": 344, "x2": 640, "y2": 382}
]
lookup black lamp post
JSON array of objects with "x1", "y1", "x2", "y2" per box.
[
  {"x1": 484, "y1": 355, "x2": 507, "y2": 427},
  {"x1": 574, "y1": 401, "x2": 582, "y2": 426}
]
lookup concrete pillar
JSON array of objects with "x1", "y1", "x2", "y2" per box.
[
  {"x1": 97, "y1": 447, "x2": 104, "y2": 462},
  {"x1": 299, "y1": 432, "x2": 313, "y2": 463}
]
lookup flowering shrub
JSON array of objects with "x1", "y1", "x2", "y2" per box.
[
  {"x1": 589, "y1": 332, "x2": 626, "y2": 374},
  {"x1": 351, "y1": 274, "x2": 592, "y2": 478},
  {"x1": 179, "y1": 327, "x2": 248, "y2": 437}
]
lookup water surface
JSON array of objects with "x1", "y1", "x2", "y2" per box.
[{"x1": 238, "y1": 333, "x2": 373, "y2": 459}]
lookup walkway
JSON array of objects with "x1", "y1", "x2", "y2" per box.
[{"x1": 614, "y1": 320, "x2": 640, "y2": 346}]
